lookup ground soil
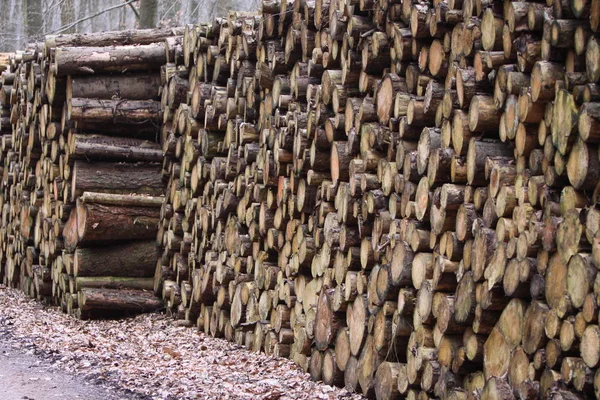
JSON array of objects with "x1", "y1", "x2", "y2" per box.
[
  {"x1": 0, "y1": 340, "x2": 129, "y2": 400},
  {"x1": 0, "y1": 286, "x2": 362, "y2": 400}
]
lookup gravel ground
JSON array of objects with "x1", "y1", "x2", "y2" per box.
[
  {"x1": 0, "y1": 286, "x2": 363, "y2": 400},
  {"x1": 0, "y1": 340, "x2": 125, "y2": 400}
]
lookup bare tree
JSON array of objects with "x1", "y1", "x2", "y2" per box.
[
  {"x1": 139, "y1": 0, "x2": 158, "y2": 28},
  {"x1": 61, "y1": 0, "x2": 76, "y2": 34},
  {"x1": 0, "y1": 0, "x2": 259, "y2": 52},
  {"x1": 26, "y1": 0, "x2": 43, "y2": 39}
]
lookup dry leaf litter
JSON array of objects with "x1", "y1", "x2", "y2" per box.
[{"x1": 0, "y1": 287, "x2": 364, "y2": 400}]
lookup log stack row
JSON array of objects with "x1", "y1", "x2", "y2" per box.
[
  {"x1": 0, "y1": 0, "x2": 598, "y2": 398},
  {"x1": 0, "y1": 29, "x2": 187, "y2": 318},
  {"x1": 152, "y1": 0, "x2": 600, "y2": 399}
]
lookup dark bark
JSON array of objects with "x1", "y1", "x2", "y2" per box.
[{"x1": 139, "y1": 0, "x2": 158, "y2": 29}]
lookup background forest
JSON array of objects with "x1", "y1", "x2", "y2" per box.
[{"x1": 0, "y1": 0, "x2": 259, "y2": 52}]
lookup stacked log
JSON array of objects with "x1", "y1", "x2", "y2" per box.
[
  {"x1": 0, "y1": 28, "x2": 186, "y2": 318},
  {"x1": 0, "y1": 1, "x2": 598, "y2": 399},
  {"x1": 151, "y1": 2, "x2": 600, "y2": 400}
]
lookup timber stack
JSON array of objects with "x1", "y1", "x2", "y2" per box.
[
  {"x1": 152, "y1": 1, "x2": 600, "y2": 399},
  {"x1": 0, "y1": 28, "x2": 188, "y2": 318},
  {"x1": 0, "y1": 0, "x2": 598, "y2": 398}
]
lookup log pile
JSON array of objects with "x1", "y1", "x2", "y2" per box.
[
  {"x1": 0, "y1": 0, "x2": 598, "y2": 398},
  {"x1": 0, "y1": 28, "x2": 186, "y2": 318},
  {"x1": 152, "y1": 2, "x2": 600, "y2": 399}
]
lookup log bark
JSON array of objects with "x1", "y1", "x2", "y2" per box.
[
  {"x1": 63, "y1": 200, "x2": 159, "y2": 251},
  {"x1": 68, "y1": 134, "x2": 163, "y2": 163},
  {"x1": 71, "y1": 161, "x2": 165, "y2": 201},
  {"x1": 66, "y1": 74, "x2": 161, "y2": 100},
  {"x1": 79, "y1": 288, "x2": 163, "y2": 313},
  {"x1": 53, "y1": 44, "x2": 167, "y2": 76},
  {"x1": 73, "y1": 241, "x2": 159, "y2": 278}
]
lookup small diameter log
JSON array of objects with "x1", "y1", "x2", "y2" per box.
[
  {"x1": 377, "y1": 73, "x2": 407, "y2": 124},
  {"x1": 73, "y1": 240, "x2": 159, "y2": 278},
  {"x1": 80, "y1": 192, "x2": 164, "y2": 208},
  {"x1": 468, "y1": 95, "x2": 501, "y2": 133},
  {"x1": 531, "y1": 61, "x2": 564, "y2": 101}
]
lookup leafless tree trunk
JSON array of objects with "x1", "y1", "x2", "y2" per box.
[
  {"x1": 26, "y1": 0, "x2": 43, "y2": 39},
  {"x1": 139, "y1": 0, "x2": 158, "y2": 28},
  {"x1": 61, "y1": 0, "x2": 76, "y2": 34}
]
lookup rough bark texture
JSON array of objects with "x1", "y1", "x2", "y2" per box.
[
  {"x1": 1, "y1": 1, "x2": 600, "y2": 399},
  {"x1": 73, "y1": 241, "x2": 159, "y2": 278}
]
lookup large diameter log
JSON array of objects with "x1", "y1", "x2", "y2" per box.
[
  {"x1": 73, "y1": 241, "x2": 159, "y2": 278},
  {"x1": 53, "y1": 44, "x2": 167, "y2": 76},
  {"x1": 63, "y1": 200, "x2": 159, "y2": 251},
  {"x1": 71, "y1": 161, "x2": 164, "y2": 201},
  {"x1": 66, "y1": 74, "x2": 161, "y2": 100},
  {"x1": 68, "y1": 134, "x2": 163, "y2": 162},
  {"x1": 45, "y1": 27, "x2": 185, "y2": 49},
  {"x1": 68, "y1": 98, "x2": 162, "y2": 124},
  {"x1": 79, "y1": 288, "x2": 163, "y2": 313}
]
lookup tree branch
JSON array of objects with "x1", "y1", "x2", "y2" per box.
[
  {"x1": 49, "y1": 0, "x2": 140, "y2": 35},
  {"x1": 157, "y1": 0, "x2": 180, "y2": 26},
  {"x1": 127, "y1": 1, "x2": 140, "y2": 20},
  {"x1": 190, "y1": 0, "x2": 203, "y2": 21}
]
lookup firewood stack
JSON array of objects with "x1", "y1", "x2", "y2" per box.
[
  {"x1": 150, "y1": 1, "x2": 600, "y2": 399},
  {"x1": 0, "y1": 0, "x2": 598, "y2": 397},
  {"x1": 0, "y1": 28, "x2": 188, "y2": 319}
]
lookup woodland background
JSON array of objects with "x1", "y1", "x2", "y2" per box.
[{"x1": 0, "y1": 0, "x2": 259, "y2": 51}]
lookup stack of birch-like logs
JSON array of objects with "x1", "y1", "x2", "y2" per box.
[
  {"x1": 152, "y1": 1, "x2": 600, "y2": 399},
  {"x1": 0, "y1": 28, "x2": 187, "y2": 318}
]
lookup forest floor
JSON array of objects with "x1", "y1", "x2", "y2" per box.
[{"x1": 0, "y1": 286, "x2": 363, "y2": 400}]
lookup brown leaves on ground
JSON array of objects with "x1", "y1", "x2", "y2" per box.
[{"x1": 0, "y1": 288, "x2": 363, "y2": 400}]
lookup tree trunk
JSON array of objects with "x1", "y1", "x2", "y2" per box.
[
  {"x1": 139, "y1": 0, "x2": 159, "y2": 29},
  {"x1": 25, "y1": 0, "x2": 42, "y2": 39}
]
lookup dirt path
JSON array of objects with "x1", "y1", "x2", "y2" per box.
[
  {"x1": 0, "y1": 341, "x2": 127, "y2": 400},
  {"x1": 0, "y1": 287, "x2": 362, "y2": 400}
]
